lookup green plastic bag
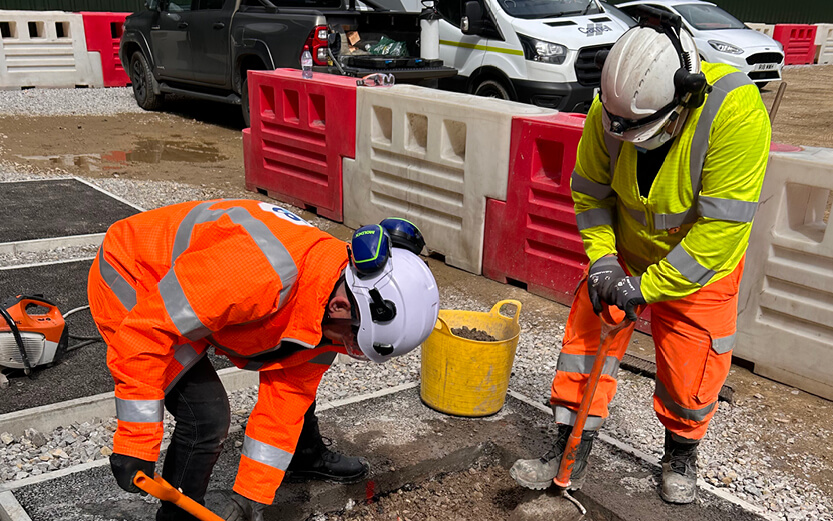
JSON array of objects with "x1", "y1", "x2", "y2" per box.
[{"x1": 368, "y1": 36, "x2": 409, "y2": 57}]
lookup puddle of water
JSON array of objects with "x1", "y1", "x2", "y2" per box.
[{"x1": 18, "y1": 139, "x2": 226, "y2": 171}]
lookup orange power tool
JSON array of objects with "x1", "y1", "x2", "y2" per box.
[
  {"x1": 133, "y1": 471, "x2": 225, "y2": 521},
  {"x1": 554, "y1": 305, "x2": 631, "y2": 492}
]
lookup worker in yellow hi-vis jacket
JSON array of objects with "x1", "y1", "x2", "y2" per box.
[{"x1": 511, "y1": 6, "x2": 771, "y2": 505}]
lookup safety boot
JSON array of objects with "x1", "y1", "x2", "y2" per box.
[
  {"x1": 660, "y1": 430, "x2": 699, "y2": 504},
  {"x1": 510, "y1": 424, "x2": 597, "y2": 491}
]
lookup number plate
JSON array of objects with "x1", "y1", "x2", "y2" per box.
[{"x1": 754, "y1": 63, "x2": 777, "y2": 71}]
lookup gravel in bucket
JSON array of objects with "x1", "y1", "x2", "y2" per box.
[{"x1": 451, "y1": 326, "x2": 498, "y2": 342}]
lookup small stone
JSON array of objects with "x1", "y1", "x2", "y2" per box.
[
  {"x1": 234, "y1": 441, "x2": 243, "y2": 448},
  {"x1": 25, "y1": 428, "x2": 47, "y2": 448},
  {"x1": 100, "y1": 446, "x2": 113, "y2": 457},
  {"x1": 0, "y1": 373, "x2": 8, "y2": 389},
  {"x1": 753, "y1": 393, "x2": 764, "y2": 399},
  {"x1": 39, "y1": 454, "x2": 52, "y2": 461},
  {"x1": 0, "y1": 432, "x2": 14, "y2": 445}
]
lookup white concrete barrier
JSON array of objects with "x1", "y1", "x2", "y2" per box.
[
  {"x1": 342, "y1": 85, "x2": 551, "y2": 274},
  {"x1": 746, "y1": 23, "x2": 774, "y2": 38},
  {"x1": 0, "y1": 10, "x2": 103, "y2": 89},
  {"x1": 815, "y1": 24, "x2": 833, "y2": 65},
  {"x1": 736, "y1": 146, "x2": 833, "y2": 400}
]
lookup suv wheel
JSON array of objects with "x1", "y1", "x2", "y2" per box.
[
  {"x1": 241, "y1": 77, "x2": 251, "y2": 127},
  {"x1": 130, "y1": 51, "x2": 164, "y2": 111},
  {"x1": 473, "y1": 78, "x2": 512, "y2": 100}
]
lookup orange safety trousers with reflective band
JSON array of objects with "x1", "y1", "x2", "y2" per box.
[
  {"x1": 551, "y1": 257, "x2": 744, "y2": 441},
  {"x1": 87, "y1": 200, "x2": 348, "y2": 492}
]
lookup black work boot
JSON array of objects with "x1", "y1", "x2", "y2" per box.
[
  {"x1": 285, "y1": 402, "x2": 368, "y2": 484},
  {"x1": 660, "y1": 430, "x2": 699, "y2": 504},
  {"x1": 510, "y1": 424, "x2": 597, "y2": 491}
]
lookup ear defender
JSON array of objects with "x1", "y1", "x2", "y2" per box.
[
  {"x1": 674, "y1": 67, "x2": 711, "y2": 109},
  {"x1": 349, "y1": 224, "x2": 391, "y2": 276},
  {"x1": 380, "y1": 218, "x2": 426, "y2": 255}
]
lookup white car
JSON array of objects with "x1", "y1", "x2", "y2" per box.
[{"x1": 617, "y1": 0, "x2": 784, "y2": 87}]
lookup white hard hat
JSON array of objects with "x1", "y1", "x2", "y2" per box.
[
  {"x1": 600, "y1": 23, "x2": 702, "y2": 144},
  {"x1": 344, "y1": 246, "x2": 440, "y2": 363}
]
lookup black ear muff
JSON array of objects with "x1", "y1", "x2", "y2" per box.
[{"x1": 673, "y1": 68, "x2": 710, "y2": 109}]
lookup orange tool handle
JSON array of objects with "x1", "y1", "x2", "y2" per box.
[
  {"x1": 553, "y1": 304, "x2": 629, "y2": 489},
  {"x1": 133, "y1": 471, "x2": 225, "y2": 521}
]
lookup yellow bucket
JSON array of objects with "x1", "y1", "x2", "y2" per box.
[{"x1": 420, "y1": 299, "x2": 522, "y2": 417}]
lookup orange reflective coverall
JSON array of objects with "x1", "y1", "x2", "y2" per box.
[{"x1": 88, "y1": 199, "x2": 348, "y2": 503}]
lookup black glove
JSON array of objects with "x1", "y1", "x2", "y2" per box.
[
  {"x1": 222, "y1": 492, "x2": 266, "y2": 521},
  {"x1": 587, "y1": 256, "x2": 626, "y2": 315},
  {"x1": 110, "y1": 453, "x2": 155, "y2": 494},
  {"x1": 610, "y1": 276, "x2": 646, "y2": 322}
]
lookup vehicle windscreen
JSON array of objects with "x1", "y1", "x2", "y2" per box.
[
  {"x1": 674, "y1": 4, "x2": 745, "y2": 30},
  {"x1": 496, "y1": 0, "x2": 600, "y2": 20}
]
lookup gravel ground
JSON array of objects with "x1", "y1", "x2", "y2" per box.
[
  {"x1": 0, "y1": 88, "x2": 144, "y2": 117},
  {"x1": 1, "y1": 87, "x2": 830, "y2": 521}
]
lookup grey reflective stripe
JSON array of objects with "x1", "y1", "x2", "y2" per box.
[
  {"x1": 172, "y1": 202, "x2": 299, "y2": 308},
  {"x1": 689, "y1": 72, "x2": 754, "y2": 199},
  {"x1": 653, "y1": 208, "x2": 698, "y2": 230},
  {"x1": 115, "y1": 397, "x2": 164, "y2": 423},
  {"x1": 571, "y1": 171, "x2": 615, "y2": 200},
  {"x1": 97, "y1": 248, "x2": 137, "y2": 312},
  {"x1": 159, "y1": 269, "x2": 211, "y2": 341},
  {"x1": 655, "y1": 379, "x2": 716, "y2": 422},
  {"x1": 173, "y1": 343, "x2": 200, "y2": 367},
  {"x1": 242, "y1": 435, "x2": 293, "y2": 470},
  {"x1": 625, "y1": 207, "x2": 648, "y2": 226},
  {"x1": 575, "y1": 208, "x2": 614, "y2": 231},
  {"x1": 711, "y1": 332, "x2": 737, "y2": 355},
  {"x1": 556, "y1": 353, "x2": 620, "y2": 379},
  {"x1": 309, "y1": 351, "x2": 337, "y2": 366},
  {"x1": 666, "y1": 243, "x2": 716, "y2": 286},
  {"x1": 603, "y1": 132, "x2": 622, "y2": 179},
  {"x1": 698, "y1": 196, "x2": 758, "y2": 222},
  {"x1": 552, "y1": 405, "x2": 605, "y2": 431}
]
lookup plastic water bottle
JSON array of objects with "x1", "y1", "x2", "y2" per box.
[{"x1": 301, "y1": 46, "x2": 313, "y2": 79}]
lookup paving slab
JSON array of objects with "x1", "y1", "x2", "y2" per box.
[
  {"x1": 10, "y1": 388, "x2": 767, "y2": 521},
  {"x1": 0, "y1": 178, "x2": 140, "y2": 245},
  {"x1": 0, "y1": 259, "x2": 231, "y2": 414}
]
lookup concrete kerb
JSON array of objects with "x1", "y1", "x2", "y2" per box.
[
  {"x1": 505, "y1": 390, "x2": 779, "y2": 521},
  {"x1": 0, "y1": 367, "x2": 257, "y2": 440},
  {"x1": 0, "y1": 491, "x2": 29, "y2": 521}
]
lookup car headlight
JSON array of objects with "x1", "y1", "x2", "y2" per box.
[
  {"x1": 709, "y1": 40, "x2": 743, "y2": 54},
  {"x1": 519, "y1": 34, "x2": 567, "y2": 65}
]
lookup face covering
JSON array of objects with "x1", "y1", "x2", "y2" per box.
[{"x1": 633, "y1": 108, "x2": 689, "y2": 152}]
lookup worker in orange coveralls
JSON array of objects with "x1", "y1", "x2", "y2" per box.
[
  {"x1": 87, "y1": 199, "x2": 440, "y2": 521},
  {"x1": 511, "y1": 6, "x2": 770, "y2": 505}
]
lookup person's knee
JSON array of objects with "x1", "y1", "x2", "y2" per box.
[{"x1": 198, "y1": 398, "x2": 231, "y2": 445}]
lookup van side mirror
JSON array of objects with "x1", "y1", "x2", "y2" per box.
[{"x1": 461, "y1": 1, "x2": 485, "y2": 35}]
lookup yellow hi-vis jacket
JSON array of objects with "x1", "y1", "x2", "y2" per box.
[{"x1": 571, "y1": 62, "x2": 771, "y2": 303}]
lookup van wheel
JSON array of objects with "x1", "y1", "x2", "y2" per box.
[
  {"x1": 473, "y1": 78, "x2": 512, "y2": 100},
  {"x1": 241, "y1": 77, "x2": 251, "y2": 127},
  {"x1": 130, "y1": 52, "x2": 164, "y2": 111}
]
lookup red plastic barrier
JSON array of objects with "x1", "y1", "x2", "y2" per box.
[
  {"x1": 483, "y1": 113, "x2": 652, "y2": 334},
  {"x1": 81, "y1": 12, "x2": 131, "y2": 87},
  {"x1": 245, "y1": 69, "x2": 357, "y2": 222},
  {"x1": 773, "y1": 24, "x2": 817, "y2": 65}
]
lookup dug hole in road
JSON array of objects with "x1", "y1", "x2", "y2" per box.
[{"x1": 1, "y1": 66, "x2": 833, "y2": 520}]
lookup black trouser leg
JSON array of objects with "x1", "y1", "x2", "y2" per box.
[
  {"x1": 156, "y1": 356, "x2": 230, "y2": 521},
  {"x1": 295, "y1": 401, "x2": 320, "y2": 451}
]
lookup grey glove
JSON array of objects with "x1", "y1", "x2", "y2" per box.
[
  {"x1": 610, "y1": 276, "x2": 646, "y2": 322},
  {"x1": 587, "y1": 256, "x2": 626, "y2": 315},
  {"x1": 222, "y1": 492, "x2": 266, "y2": 521}
]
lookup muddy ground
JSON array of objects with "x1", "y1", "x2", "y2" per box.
[{"x1": 322, "y1": 466, "x2": 563, "y2": 521}]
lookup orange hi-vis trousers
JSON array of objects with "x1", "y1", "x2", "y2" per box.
[{"x1": 551, "y1": 258, "x2": 744, "y2": 441}]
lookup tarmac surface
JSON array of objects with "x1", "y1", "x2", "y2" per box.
[
  {"x1": 12, "y1": 388, "x2": 767, "y2": 521},
  {"x1": 0, "y1": 178, "x2": 139, "y2": 243}
]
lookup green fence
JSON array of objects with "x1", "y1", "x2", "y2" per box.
[
  {"x1": 609, "y1": 0, "x2": 833, "y2": 25},
  {"x1": 0, "y1": 0, "x2": 144, "y2": 11}
]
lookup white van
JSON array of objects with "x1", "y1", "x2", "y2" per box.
[{"x1": 434, "y1": 0, "x2": 635, "y2": 111}]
